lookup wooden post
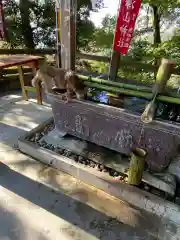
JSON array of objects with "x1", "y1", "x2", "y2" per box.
[
  {"x1": 128, "y1": 148, "x2": 147, "y2": 186},
  {"x1": 108, "y1": 51, "x2": 121, "y2": 81},
  {"x1": 55, "y1": 2, "x2": 61, "y2": 68},
  {"x1": 59, "y1": 0, "x2": 77, "y2": 70},
  {"x1": 18, "y1": 66, "x2": 28, "y2": 101},
  {"x1": 32, "y1": 61, "x2": 42, "y2": 105}
]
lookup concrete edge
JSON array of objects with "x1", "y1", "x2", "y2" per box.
[
  {"x1": 52, "y1": 135, "x2": 175, "y2": 197},
  {"x1": 18, "y1": 133, "x2": 180, "y2": 226},
  {"x1": 26, "y1": 118, "x2": 175, "y2": 197}
]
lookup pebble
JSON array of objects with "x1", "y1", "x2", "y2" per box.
[
  {"x1": 109, "y1": 169, "x2": 114, "y2": 177},
  {"x1": 71, "y1": 154, "x2": 79, "y2": 162},
  {"x1": 35, "y1": 133, "x2": 41, "y2": 142},
  {"x1": 87, "y1": 159, "x2": 91, "y2": 165},
  {"x1": 57, "y1": 148, "x2": 65, "y2": 155},
  {"x1": 98, "y1": 164, "x2": 105, "y2": 172},
  {"x1": 78, "y1": 156, "x2": 84, "y2": 164},
  {"x1": 151, "y1": 188, "x2": 163, "y2": 197},
  {"x1": 38, "y1": 141, "x2": 44, "y2": 147},
  {"x1": 144, "y1": 184, "x2": 150, "y2": 192},
  {"x1": 50, "y1": 145, "x2": 55, "y2": 150},
  {"x1": 63, "y1": 150, "x2": 71, "y2": 157},
  {"x1": 175, "y1": 197, "x2": 180, "y2": 205},
  {"x1": 84, "y1": 159, "x2": 89, "y2": 165},
  {"x1": 89, "y1": 161, "x2": 96, "y2": 168},
  {"x1": 94, "y1": 164, "x2": 99, "y2": 170},
  {"x1": 109, "y1": 169, "x2": 120, "y2": 177},
  {"x1": 54, "y1": 147, "x2": 60, "y2": 153},
  {"x1": 42, "y1": 142, "x2": 47, "y2": 148},
  {"x1": 102, "y1": 168, "x2": 108, "y2": 173},
  {"x1": 113, "y1": 171, "x2": 120, "y2": 177},
  {"x1": 30, "y1": 137, "x2": 35, "y2": 142}
]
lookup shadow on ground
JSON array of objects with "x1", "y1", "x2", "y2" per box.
[
  {"x1": 0, "y1": 202, "x2": 50, "y2": 240},
  {"x1": 0, "y1": 161, "x2": 161, "y2": 240}
]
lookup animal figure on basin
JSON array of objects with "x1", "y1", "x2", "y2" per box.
[{"x1": 32, "y1": 62, "x2": 86, "y2": 102}]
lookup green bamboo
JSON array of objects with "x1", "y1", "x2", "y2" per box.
[
  {"x1": 78, "y1": 74, "x2": 151, "y2": 92},
  {"x1": 128, "y1": 148, "x2": 147, "y2": 186},
  {"x1": 84, "y1": 82, "x2": 153, "y2": 98},
  {"x1": 153, "y1": 59, "x2": 176, "y2": 95},
  {"x1": 141, "y1": 94, "x2": 158, "y2": 123},
  {"x1": 141, "y1": 59, "x2": 176, "y2": 123},
  {"x1": 83, "y1": 81, "x2": 180, "y2": 105},
  {"x1": 78, "y1": 74, "x2": 180, "y2": 99}
]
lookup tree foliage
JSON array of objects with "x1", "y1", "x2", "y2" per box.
[{"x1": 3, "y1": 0, "x2": 103, "y2": 49}]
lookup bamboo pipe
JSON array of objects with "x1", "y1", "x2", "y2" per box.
[
  {"x1": 141, "y1": 94, "x2": 158, "y2": 123},
  {"x1": 141, "y1": 59, "x2": 176, "y2": 123},
  {"x1": 83, "y1": 81, "x2": 180, "y2": 105},
  {"x1": 153, "y1": 59, "x2": 176, "y2": 95},
  {"x1": 128, "y1": 148, "x2": 147, "y2": 186}
]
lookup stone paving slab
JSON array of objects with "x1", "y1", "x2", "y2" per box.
[{"x1": 0, "y1": 99, "x2": 52, "y2": 150}]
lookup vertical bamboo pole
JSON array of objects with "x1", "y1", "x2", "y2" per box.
[
  {"x1": 141, "y1": 59, "x2": 176, "y2": 123},
  {"x1": 128, "y1": 148, "x2": 147, "y2": 186},
  {"x1": 152, "y1": 59, "x2": 176, "y2": 95}
]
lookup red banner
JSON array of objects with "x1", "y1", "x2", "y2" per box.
[
  {"x1": 113, "y1": 0, "x2": 141, "y2": 55},
  {"x1": 0, "y1": 0, "x2": 6, "y2": 40}
]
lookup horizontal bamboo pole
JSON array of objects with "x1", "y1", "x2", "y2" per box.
[
  {"x1": 128, "y1": 148, "x2": 147, "y2": 186},
  {"x1": 78, "y1": 74, "x2": 151, "y2": 92},
  {"x1": 84, "y1": 82, "x2": 152, "y2": 98},
  {"x1": 83, "y1": 81, "x2": 180, "y2": 105},
  {"x1": 78, "y1": 74, "x2": 180, "y2": 99}
]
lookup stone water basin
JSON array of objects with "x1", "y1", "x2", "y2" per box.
[{"x1": 48, "y1": 93, "x2": 180, "y2": 172}]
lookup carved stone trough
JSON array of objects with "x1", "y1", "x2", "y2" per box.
[{"x1": 48, "y1": 93, "x2": 180, "y2": 172}]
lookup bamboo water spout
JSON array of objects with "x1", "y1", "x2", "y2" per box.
[
  {"x1": 141, "y1": 59, "x2": 176, "y2": 123},
  {"x1": 128, "y1": 148, "x2": 147, "y2": 186}
]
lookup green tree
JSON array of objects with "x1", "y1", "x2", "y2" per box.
[
  {"x1": 19, "y1": 0, "x2": 35, "y2": 49},
  {"x1": 142, "y1": 0, "x2": 180, "y2": 46},
  {"x1": 93, "y1": 14, "x2": 116, "y2": 55},
  {"x1": 76, "y1": 0, "x2": 103, "y2": 50},
  {"x1": 4, "y1": 0, "x2": 104, "y2": 49}
]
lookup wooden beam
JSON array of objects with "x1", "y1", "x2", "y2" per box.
[
  {"x1": 59, "y1": 0, "x2": 77, "y2": 70},
  {"x1": 108, "y1": 51, "x2": 121, "y2": 81},
  {"x1": 24, "y1": 86, "x2": 36, "y2": 93},
  {"x1": 18, "y1": 66, "x2": 28, "y2": 101}
]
